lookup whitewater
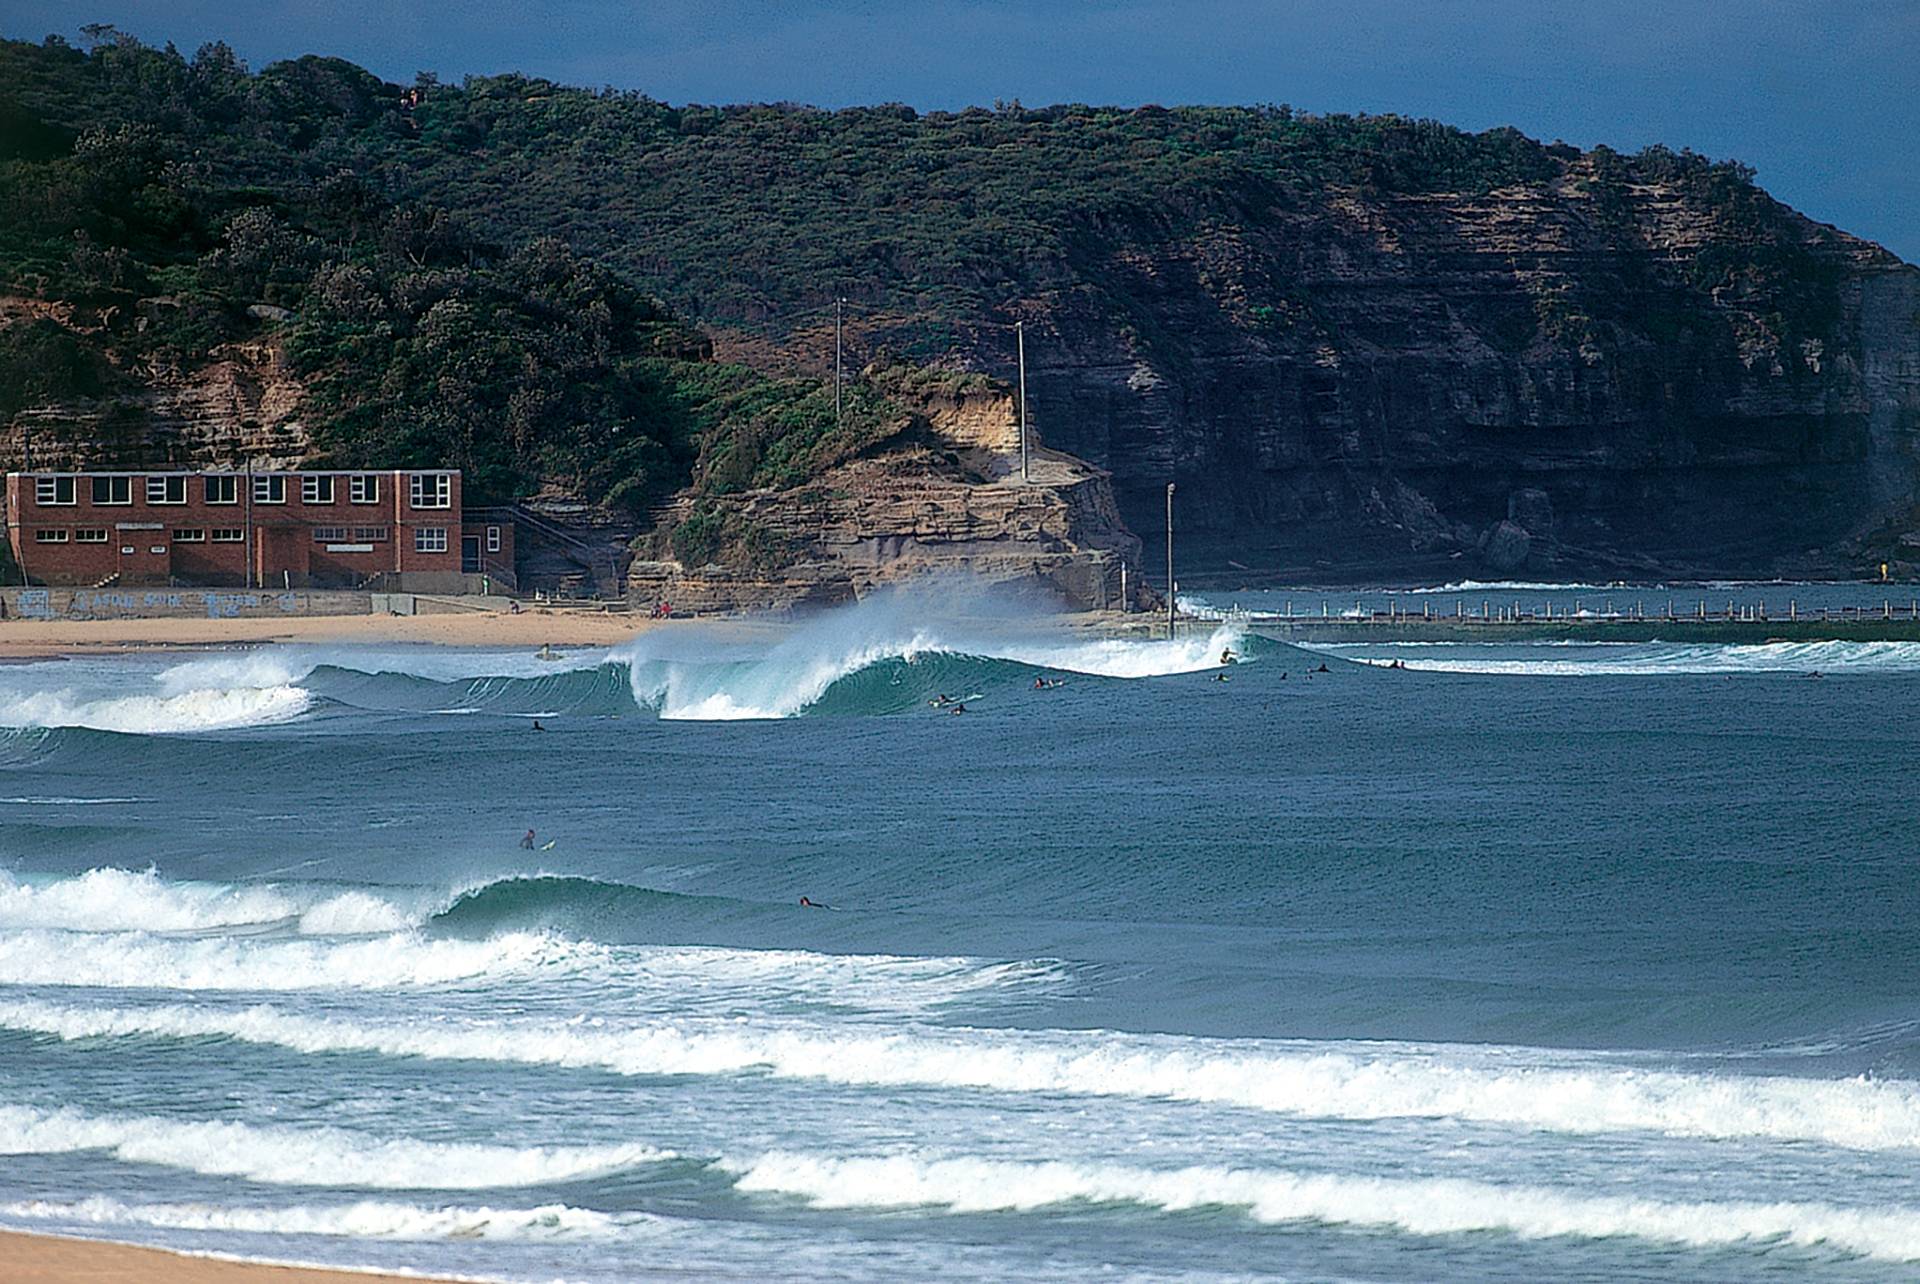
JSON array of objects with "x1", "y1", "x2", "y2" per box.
[{"x1": 2, "y1": 590, "x2": 1917, "y2": 1282}]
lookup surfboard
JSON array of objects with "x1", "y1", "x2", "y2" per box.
[{"x1": 539, "y1": 839, "x2": 557, "y2": 851}]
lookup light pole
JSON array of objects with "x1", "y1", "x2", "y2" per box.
[{"x1": 1165, "y1": 481, "x2": 1176, "y2": 637}]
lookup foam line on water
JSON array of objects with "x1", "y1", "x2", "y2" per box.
[
  {"x1": 1317, "y1": 639, "x2": 1920, "y2": 675},
  {"x1": 0, "y1": 1195, "x2": 651, "y2": 1242},
  {"x1": 719, "y1": 1151, "x2": 1920, "y2": 1260},
  {"x1": 0, "y1": 930, "x2": 591, "y2": 991},
  {"x1": 0, "y1": 684, "x2": 311, "y2": 733},
  {"x1": 0, "y1": 1104, "x2": 673, "y2": 1190},
  {"x1": 611, "y1": 588, "x2": 1244, "y2": 719},
  {"x1": 10, "y1": 1000, "x2": 1920, "y2": 1153}
]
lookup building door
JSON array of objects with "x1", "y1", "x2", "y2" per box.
[{"x1": 461, "y1": 534, "x2": 481, "y2": 573}]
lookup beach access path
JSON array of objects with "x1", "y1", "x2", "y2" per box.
[{"x1": 0, "y1": 1230, "x2": 466, "y2": 1284}]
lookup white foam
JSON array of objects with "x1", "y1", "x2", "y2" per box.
[
  {"x1": 0, "y1": 1104, "x2": 672, "y2": 1189},
  {"x1": 0, "y1": 1195, "x2": 645, "y2": 1242},
  {"x1": 0, "y1": 929, "x2": 588, "y2": 991},
  {"x1": 1330, "y1": 639, "x2": 1920, "y2": 676},
  {"x1": 12, "y1": 1000, "x2": 1920, "y2": 1154},
  {"x1": 721, "y1": 1151, "x2": 1920, "y2": 1260},
  {"x1": 614, "y1": 587, "x2": 1243, "y2": 720},
  {"x1": 0, "y1": 868, "x2": 298, "y2": 933},
  {"x1": 296, "y1": 892, "x2": 412, "y2": 936},
  {"x1": 0, "y1": 684, "x2": 311, "y2": 733}
]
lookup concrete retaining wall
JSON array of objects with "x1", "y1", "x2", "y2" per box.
[{"x1": 0, "y1": 587, "x2": 374, "y2": 621}]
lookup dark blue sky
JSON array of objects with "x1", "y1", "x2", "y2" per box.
[{"x1": 7, "y1": 1, "x2": 1916, "y2": 261}]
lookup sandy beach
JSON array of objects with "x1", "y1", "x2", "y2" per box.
[
  {"x1": 0, "y1": 1230, "x2": 464, "y2": 1284},
  {"x1": 0, "y1": 608, "x2": 659, "y2": 659}
]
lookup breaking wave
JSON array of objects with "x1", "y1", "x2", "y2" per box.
[
  {"x1": 11, "y1": 998, "x2": 1920, "y2": 1153},
  {"x1": 0, "y1": 928, "x2": 592, "y2": 992},
  {"x1": 721, "y1": 1151, "x2": 1920, "y2": 1260},
  {"x1": 0, "y1": 1195, "x2": 649, "y2": 1243},
  {"x1": 0, "y1": 1103, "x2": 673, "y2": 1189},
  {"x1": 0, "y1": 684, "x2": 312, "y2": 734},
  {"x1": 1318, "y1": 639, "x2": 1920, "y2": 675}
]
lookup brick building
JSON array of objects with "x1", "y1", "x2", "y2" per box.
[{"x1": 5, "y1": 469, "x2": 515, "y2": 591}]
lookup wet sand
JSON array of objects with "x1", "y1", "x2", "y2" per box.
[
  {"x1": 0, "y1": 1230, "x2": 467, "y2": 1283},
  {"x1": 0, "y1": 609, "x2": 659, "y2": 658}
]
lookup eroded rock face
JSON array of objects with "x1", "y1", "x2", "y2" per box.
[
  {"x1": 2, "y1": 299, "x2": 310, "y2": 471},
  {"x1": 938, "y1": 171, "x2": 1920, "y2": 581},
  {"x1": 632, "y1": 389, "x2": 1142, "y2": 611}
]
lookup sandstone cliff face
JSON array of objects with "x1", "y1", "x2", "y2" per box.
[
  {"x1": 631, "y1": 389, "x2": 1141, "y2": 611},
  {"x1": 936, "y1": 170, "x2": 1920, "y2": 581},
  {"x1": 1, "y1": 297, "x2": 311, "y2": 471}
]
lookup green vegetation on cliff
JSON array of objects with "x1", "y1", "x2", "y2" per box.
[{"x1": 0, "y1": 28, "x2": 1888, "y2": 530}]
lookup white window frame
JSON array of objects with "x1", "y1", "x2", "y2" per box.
[
  {"x1": 34, "y1": 529, "x2": 69, "y2": 543},
  {"x1": 301, "y1": 475, "x2": 335, "y2": 504},
  {"x1": 486, "y1": 526, "x2": 501, "y2": 553},
  {"x1": 353, "y1": 526, "x2": 389, "y2": 542},
  {"x1": 409, "y1": 473, "x2": 451, "y2": 510},
  {"x1": 205, "y1": 476, "x2": 239, "y2": 505},
  {"x1": 210, "y1": 528, "x2": 245, "y2": 543},
  {"x1": 349, "y1": 474, "x2": 380, "y2": 504},
  {"x1": 91, "y1": 476, "x2": 132, "y2": 506},
  {"x1": 253, "y1": 474, "x2": 287, "y2": 505},
  {"x1": 35, "y1": 476, "x2": 75, "y2": 506},
  {"x1": 146, "y1": 475, "x2": 187, "y2": 505},
  {"x1": 173, "y1": 528, "x2": 206, "y2": 543},
  {"x1": 414, "y1": 527, "x2": 448, "y2": 553},
  {"x1": 75, "y1": 528, "x2": 109, "y2": 543}
]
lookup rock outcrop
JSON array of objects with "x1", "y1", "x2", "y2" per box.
[
  {"x1": 630, "y1": 388, "x2": 1141, "y2": 611},
  {"x1": 1, "y1": 297, "x2": 310, "y2": 471}
]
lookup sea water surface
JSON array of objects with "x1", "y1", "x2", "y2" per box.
[{"x1": 0, "y1": 586, "x2": 1917, "y2": 1281}]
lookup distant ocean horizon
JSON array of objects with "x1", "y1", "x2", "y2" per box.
[{"x1": 1, "y1": 584, "x2": 1916, "y2": 1282}]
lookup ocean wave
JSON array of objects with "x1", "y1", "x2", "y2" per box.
[
  {"x1": 0, "y1": 684, "x2": 312, "y2": 734},
  {"x1": 615, "y1": 616, "x2": 1244, "y2": 720},
  {"x1": 720, "y1": 1151, "x2": 1920, "y2": 1260},
  {"x1": 1327, "y1": 639, "x2": 1920, "y2": 676},
  {"x1": 0, "y1": 868, "x2": 301, "y2": 933},
  {"x1": 0, "y1": 1104, "x2": 673, "y2": 1190},
  {"x1": 0, "y1": 1195, "x2": 647, "y2": 1243},
  {"x1": 13, "y1": 1000, "x2": 1920, "y2": 1153},
  {"x1": 0, "y1": 929, "x2": 589, "y2": 991}
]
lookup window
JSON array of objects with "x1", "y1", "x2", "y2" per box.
[
  {"x1": 312, "y1": 527, "x2": 350, "y2": 542},
  {"x1": 91, "y1": 476, "x2": 132, "y2": 505},
  {"x1": 35, "y1": 476, "x2": 75, "y2": 506},
  {"x1": 349, "y1": 474, "x2": 380, "y2": 504},
  {"x1": 34, "y1": 529, "x2": 69, "y2": 543},
  {"x1": 414, "y1": 527, "x2": 448, "y2": 553},
  {"x1": 301, "y1": 475, "x2": 335, "y2": 504},
  {"x1": 75, "y1": 528, "x2": 109, "y2": 543},
  {"x1": 253, "y1": 474, "x2": 286, "y2": 504},
  {"x1": 146, "y1": 475, "x2": 187, "y2": 505},
  {"x1": 354, "y1": 526, "x2": 389, "y2": 542},
  {"x1": 486, "y1": 526, "x2": 501, "y2": 553},
  {"x1": 173, "y1": 529, "x2": 206, "y2": 543},
  {"x1": 409, "y1": 473, "x2": 450, "y2": 509},
  {"x1": 211, "y1": 528, "x2": 245, "y2": 543},
  {"x1": 205, "y1": 476, "x2": 238, "y2": 505}
]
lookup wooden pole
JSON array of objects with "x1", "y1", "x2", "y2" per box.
[
  {"x1": 834, "y1": 297, "x2": 844, "y2": 428},
  {"x1": 1016, "y1": 321, "x2": 1030, "y2": 483},
  {"x1": 1164, "y1": 482, "x2": 1175, "y2": 638}
]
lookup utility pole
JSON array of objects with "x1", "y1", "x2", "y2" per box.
[
  {"x1": 834, "y1": 297, "x2": 845, "y2": 429},
  {"x1": 1165, "y1": 482, "x2": 1176, "y2": 637},
  {"x1": 244, "y1": 460, "x2": 254, "y2": 590},
  {"x1": 1016, "y1": 321, "x2": 1029, "y2": 482}
]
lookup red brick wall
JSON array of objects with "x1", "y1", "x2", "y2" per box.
[{"x1": 6, "y1": 470, "x2": 467, "y2": 587}]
